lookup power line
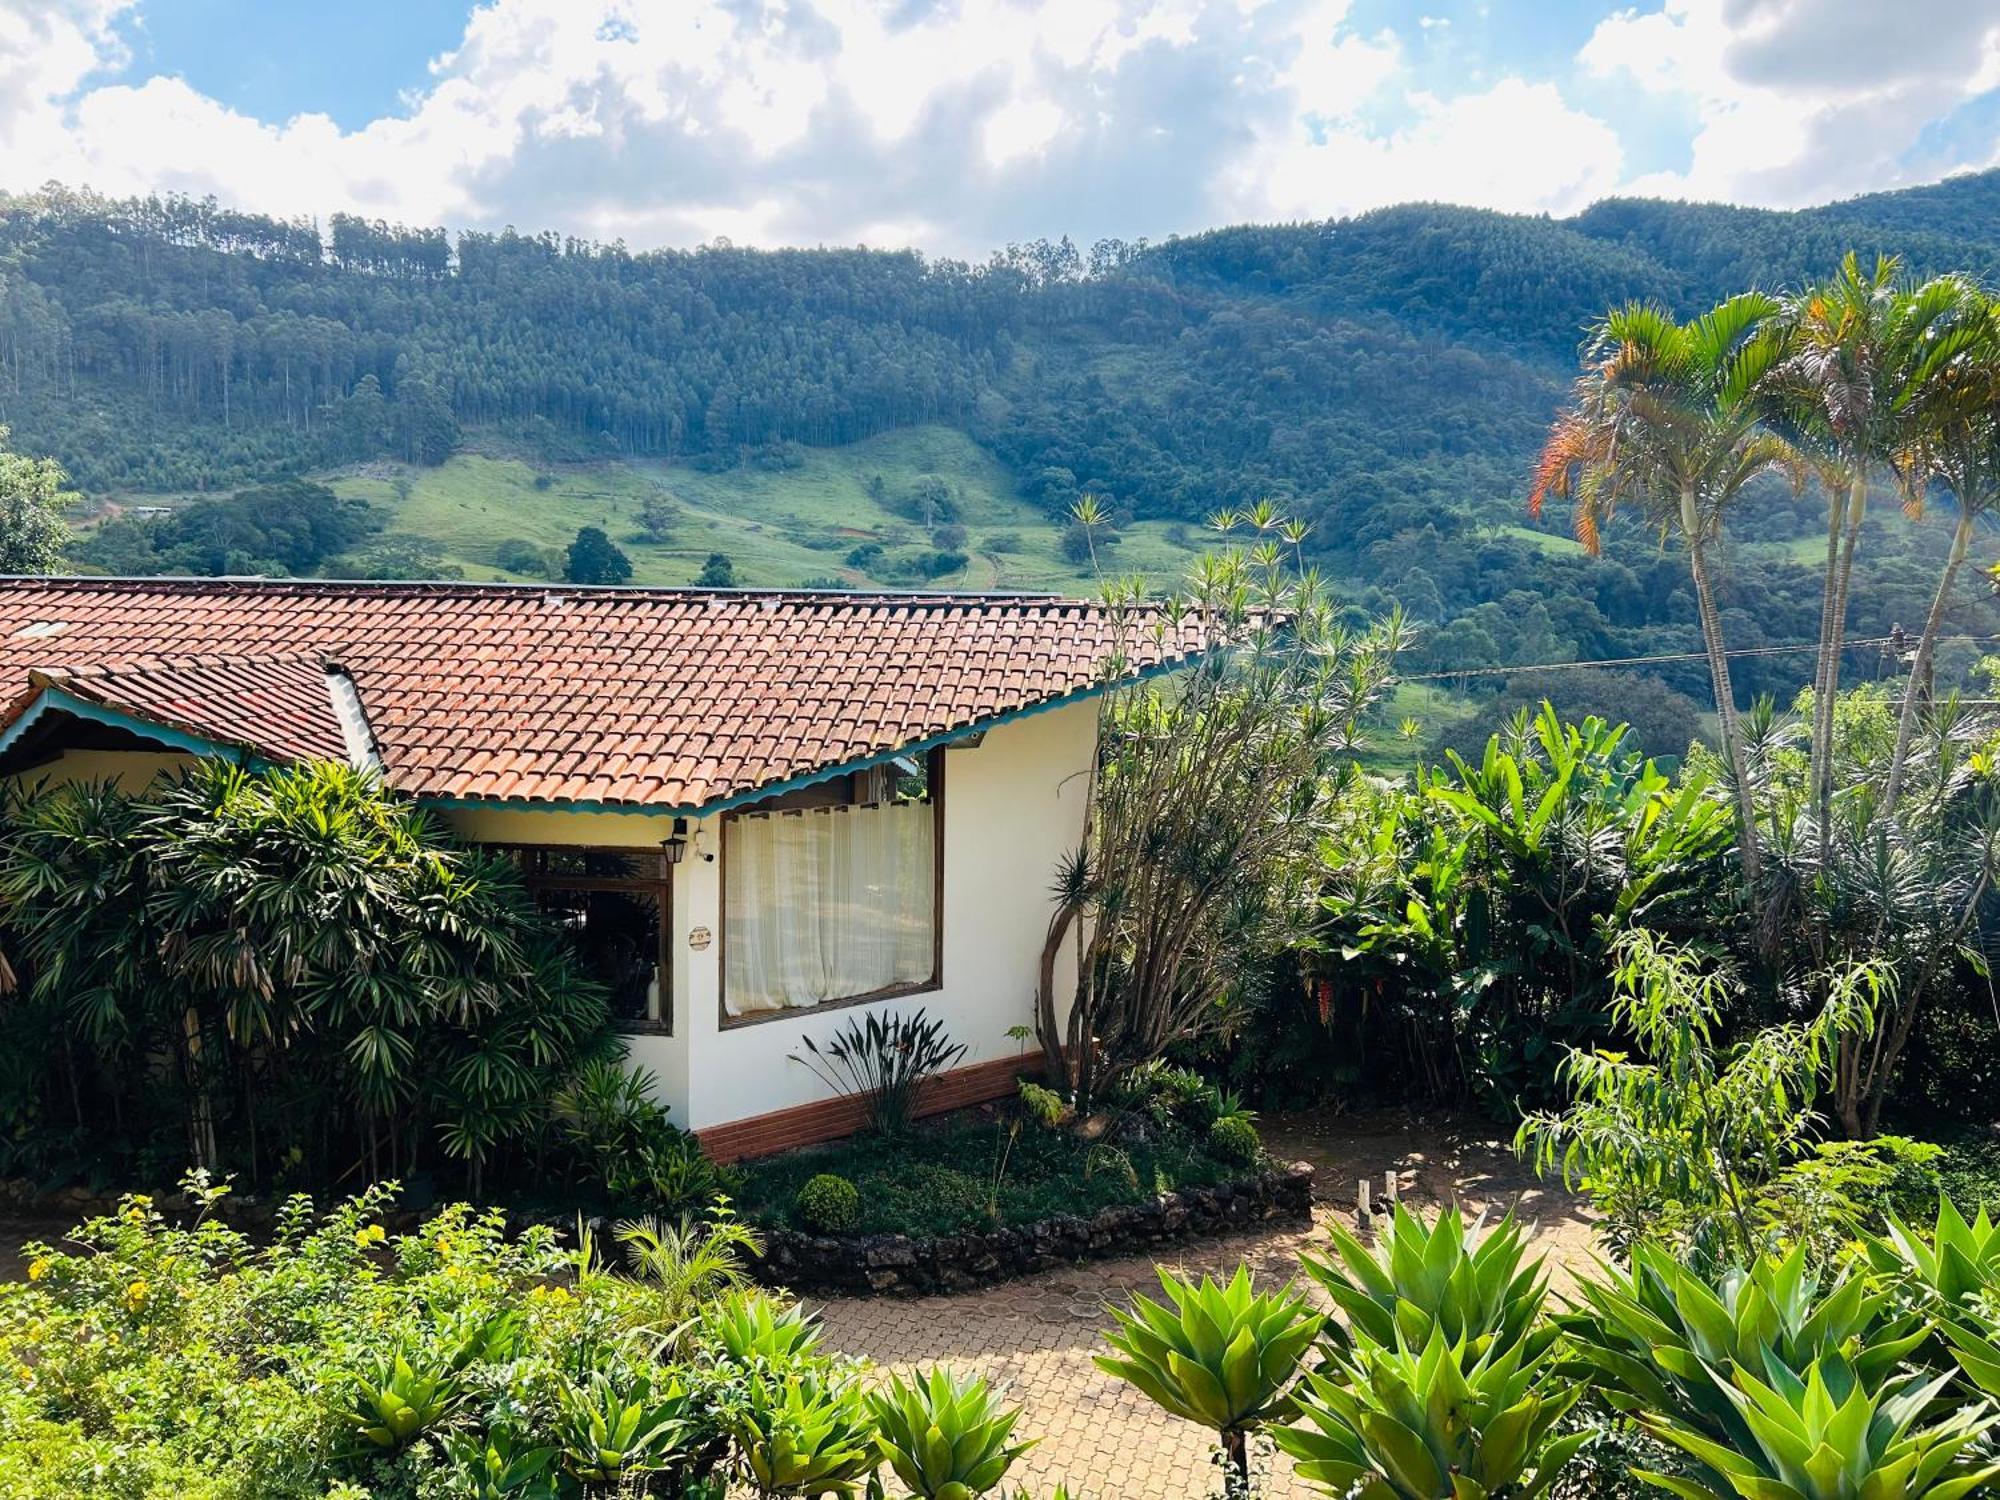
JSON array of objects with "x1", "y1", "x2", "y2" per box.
[{"x1": 1399, "y1": 632, "x2": 2000, "y2": 684}]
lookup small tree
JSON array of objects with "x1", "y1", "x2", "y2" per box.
[
  {"x1": 0, "y1": 426, "x2": 74, "y2": 574},
  {"x1": 1035, "y1": 506, "x2": 1404, "y2": 1110},
  {"x1": 1517, "y1": 929, "x2": 1882, "y2": 1262},
  {"x1": 635, "y1": 491, "x2": 681, "y2": 543},
  {"x1": 695, "y1": 552, "x2": 736, "y2": 588},
  {"x1": 565, "y1": 526, "x2": 632, "y2": 585}
]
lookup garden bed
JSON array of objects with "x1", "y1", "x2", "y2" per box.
[
  {"x1": 753, "y1": 1159, "x2": 1314, "y2": 1295},
  {"x1": 733, "y1": 1106, "x2": 1313, "y2": 1294}
]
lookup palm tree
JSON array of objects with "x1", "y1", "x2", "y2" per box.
[
  {"x1": 1882, "y1": 290, "x2": 2000, "y2": 815},
  {"x1": 1531, "y1": 294, "x2": 1794, "y2": 885},
  {"x1": 1766, "y1": 256, "x2": 1976, "y2": 855}
]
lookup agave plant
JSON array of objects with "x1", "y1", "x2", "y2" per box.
[
  {"x1": 554, "y1": 1370, "x2": 699, "y2": 1487},
  {"x1": 1559, "y1": 1240, "x2": 1928, "y2": 1458},
  {"x1": 339, "y1": 1347, "x2": 472, "y2": 1452},
  {"x1": 867, "y1": 1367, "x2": 1035, "y2": 1499},
  {"x1": 337, "y1": 1309, "x2": 519, "y2": 1452},
  {"x1": 440, "y1": 1430, "x2": 559, "y2": 1500},
  {"x1": 730, "y1": 1366, "x2": 879, "y2": 1497},
  {"x1": 1275, "y1": 1326, "x2": 1586, "y2": 1499},
  {"x1": 1863, "y1": 1198, "x2": 2000, "y2": 1314},
  {"x1": 1635, "y1": 1361, "x2": 2000, "y2": 1500},
  {"x1": 707, "y1": 1287, "x2": 826, "y2": 1368},
  {"x1": 1094, "y1": 1266, "x2": 1320, "y2": 1490},
  {"x1": 1301, "y1": 1204, "x2": 1550, "y2": 1361}
]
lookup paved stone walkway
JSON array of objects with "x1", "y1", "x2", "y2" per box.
[{"x1": 810, "y1": 1108, "x2": 1595, "y2": 1499}]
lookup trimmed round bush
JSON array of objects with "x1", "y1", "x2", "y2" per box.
[
  {"x1": 1209, "y1": 1115, "x2": 1262, "y2": 1168},
  {"x1": 794, "y1": 1173, "x2": 861, "y2": 1234}
]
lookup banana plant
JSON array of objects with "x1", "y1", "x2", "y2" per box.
[
  {"x1": 554, "y1": 1370, "x2": 699, "y2": 1487},
  {"x1": 1301, "y1": 1204, "x2": 1551, "y2": 1362},
  {"x1": 867, "y1": 1367, "x2": 1035, "y2": 1499},
  {"x1": 1634, "y1": 1361, "x2": 2000, "y2": 1500},
  {"x1": 1274, "y1": 1325, "x2": 1586, "y2": 1499},
  {"x1": 1094, "y1": 1266, "x2": 1320, "y2": 1491},
  {"x1": 730, "y1": 1366, "x2": 879, "y2": 1497},
  {"x1": 1558, "y1": 1239, "x2": 1929, "y2": 1459},
  {"x1": 707, "y1": 1287, "x2": 827, "y2": 1368},
  {"x1": 1863, "y1": 1197, "x2": 2000, "y2": 1313}
]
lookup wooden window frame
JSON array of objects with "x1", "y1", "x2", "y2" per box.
[
  {"x1": 718, "y1": 748, "x2": 946, "y2": 1030},
  {"x1": 496, "y1": 844, "x2": 674, "y2": 1036}
]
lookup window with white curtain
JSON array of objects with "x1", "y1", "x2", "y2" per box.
[{"x1": 722, "y1": 755, "x2": 940, "y2": 1022}]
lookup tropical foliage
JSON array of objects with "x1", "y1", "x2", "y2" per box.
[{"x1": 0, "y1": 761, "x2": 619, "y2": 1196}]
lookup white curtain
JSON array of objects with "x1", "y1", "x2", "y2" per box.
[{"x1": 725, "y1": 801, "x2": 936, "y2": 1017}]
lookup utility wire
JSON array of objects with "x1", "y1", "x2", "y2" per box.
[{"x1": 1399, "y1": 632, "x2": 2000, "y2": 683}]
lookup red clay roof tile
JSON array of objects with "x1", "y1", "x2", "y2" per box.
[{"x1": 0, "y1": 580, "x2": 1200, "y2": 810}]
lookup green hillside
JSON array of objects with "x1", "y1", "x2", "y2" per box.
[{"x1": 323, "y1": 427, "x2": 1210, "y2": 592}]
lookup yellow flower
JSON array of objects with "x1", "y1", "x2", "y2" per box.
[
  {"x1": 354, "y1": 1225, "x2": 387, "y2": 1248},
  {"x1": 123, "y1": 1279, "x2": 149, "y2": 1309},
  {"x1": 25, "y1": 1259, "x2": 49, "y2": 1282}
]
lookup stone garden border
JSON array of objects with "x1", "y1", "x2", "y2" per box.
[{"x1": 750, "y1": 1159, "x2": 1315, "y2": 1296}]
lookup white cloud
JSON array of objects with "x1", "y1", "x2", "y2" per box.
[
  {"x1": 0, "y1": 0, "x2": 1989, "y2": 256},
  {"x1": 1581, "y1": 0, "x2": 2000, "y2": 204}
]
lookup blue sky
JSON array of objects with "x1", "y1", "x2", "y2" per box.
[{"x1": 4, "y1": 0, "x2": 1997, "y2": 256}]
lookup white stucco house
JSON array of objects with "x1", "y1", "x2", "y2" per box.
[{"x1": 0, "y1": 578, "x2": 1200, "y2": 1158}]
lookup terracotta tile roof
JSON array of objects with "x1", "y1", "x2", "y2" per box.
[
  {"x1": 0, "y1": 579, "x2": 1202, "y2": 810},
  {"x1": 25, "y1": 653, "x2": 354, "y2": 764}
]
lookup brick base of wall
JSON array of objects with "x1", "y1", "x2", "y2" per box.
[{"x1": 695, "y1": 1052, "x2": 1043, "y2": 1163}]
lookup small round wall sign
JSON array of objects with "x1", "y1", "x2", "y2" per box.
[{"x1": 688, "y1": 925, "x2": 713, "y2": 951}]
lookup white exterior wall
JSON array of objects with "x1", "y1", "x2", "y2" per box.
[{"x1": 442, "y1": 696, "x2": 1097, "y2": 1131}]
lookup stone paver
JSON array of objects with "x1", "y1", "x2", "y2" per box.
[{"x1": 811, "y1": 1107, "x2": 1594, "y2": 1499}]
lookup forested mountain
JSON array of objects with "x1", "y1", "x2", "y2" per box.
[{"x1": 5, "y1": 174, "x2": 2000, "y2": 739}]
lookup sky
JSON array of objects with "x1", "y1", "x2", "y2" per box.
[{"x1": 0, "y1": 0, "x2": 1997, "y2": 259}]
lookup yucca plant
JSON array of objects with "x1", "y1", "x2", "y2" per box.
[
  {"x1": 1095, "y1": 1266, "x2": 1320, "y2": 1491},
  {"x1": 707, "y1": 1287, "x2": 826, "y2": 1368},
  {"x1": 554, "y1": 1370, "x2": 699, "y2": 1487},
  {"x1": 1302, "y1": 1204, "x2": 1550, "y2": 1361},
  {"x1": 1634, "y1": 1361, "x2": 2000, "y2": 1500},
  {"x1": 1864, "y1": 1197, "x2": 2000, "y2": 1314},
  {"x1": 1559, "y1": 1240, "x2": 1929, "y2": 1459},
  {"x1": 867, "y1": 1367, "x2": 1035, "y2": 1499},
  {"x1": 730, "y1": 1367, "x2": 879, "y2": 1497},
  {"x1": 1276, "y1": 1325, "x2": 1586, "y2": 1499}
]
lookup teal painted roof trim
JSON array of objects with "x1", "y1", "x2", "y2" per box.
[
  {"x1": 417, "y1": 656, "x2": 1187, "y2": 820},
  {"x1": 0, "y1": 686, "x2": 268, "y2": 768}
]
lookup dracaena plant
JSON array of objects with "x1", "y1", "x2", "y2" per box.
[
  {"x1": 1094, "y1": 1266, "x2": 1321, "y2": 1494},
  {"x1": 866, "y1": 1367, "x2": 1035, "y2": 1499},
  {"x1": 1274, "y1": 1326, "x2": 1587, "y2": 1500},
  {"x1": 1634, "y1": 1361, "x2": 2000, "y2": 1500},
  {"x1": 1558, "y1": 1240, "x2": 1930, "y2": 1461},
  {"x1": 1301, "y1": 1204, "x2": 1551, "y2": 1362}
]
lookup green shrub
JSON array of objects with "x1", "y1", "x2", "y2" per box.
[
  {"x1": 868, "y1": 1368, "x2": 1035, "y2": 1499},
  {"x1": 794, "y1": 1173, "x2": 861, "y2": 1234},
  {"x1": 869, "y1": 1162, "x2": 990, "y2": 1232},
  {"x1": 1207, "y1": 1114, "x2": 1261, "y2": 1167}
]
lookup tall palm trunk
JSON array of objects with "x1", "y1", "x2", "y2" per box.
[
  {"x1": 1684, "y1": 495, "x2": 1762, "y2": 884},
  {"x1": 1882, "y1": 509, "x2": 1974, "y2": 815},
  {"x1": 1812, "y1": 473, "x2": 1868, "y2": 855},
  {"x1": 1808, "y1": 483, "x2": 1844, "y2": 867}
]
